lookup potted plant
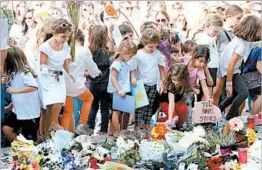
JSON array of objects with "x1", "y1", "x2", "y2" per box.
[{"x1": 206, "y1": 128, "x2": 236, "y2": 155}]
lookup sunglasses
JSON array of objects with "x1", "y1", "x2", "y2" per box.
[
  {"x1": 156, "y1": 19, "x2": 167, "y2": 23},
  {"x1": 126, "y1": 7, "x2": 134, "y2": 11},
  {"x1": 25, "y1": 17, "x2": 32, "y2": 20},
  {"x1": 57, "y1": 23, "x2": 73, "y2": 28}
]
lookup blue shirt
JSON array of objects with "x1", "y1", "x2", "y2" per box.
[
  {"x1": 107, "y1": 60, "x2": 130, "y2": 93},
  {"x1": 243, "y1": 44, "x2": 261, "y2": 73}
]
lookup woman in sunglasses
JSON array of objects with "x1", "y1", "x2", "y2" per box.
[
  {"x1": 9, "y1": 1, "x2": 27, "y2": 49},
  {"x1": 22, "y1": 9, "x2": 38, "y2": 69}
]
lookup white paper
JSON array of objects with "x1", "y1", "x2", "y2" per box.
[{"x1": 0, "y1": 18, "x2": 9, "y2": 50}]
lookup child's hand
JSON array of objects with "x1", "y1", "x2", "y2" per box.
[
  {"x1": 1, "y1": 76, "x2": 8, "y2": 84},
  {"x1": 159, "y1": 81, "x2": 164, "y2": 94},
  {"x1": 7, "y1": 87, "x2": 18, "y2": 94},
  {"x1": 4, "y1": 103, "x2": 13, "y2": 112},
  {"x1": 206, "y1": 76, "x2": 214, "y2": 87},
  {"x1": 118, "y1": 89, "x2": 126, "y2": 97},
  {"x1": 131, "y1": 79, "x2": 137, "y2": 87},
  {"x1": 69, "y1": 73, "x2": 76, "y2": 82},
  {"x1": 226, "y1": 86, "x2": 232, "y2": 96},
  {"x1": 193, "y1": 88, "x2": 200, "y2": 95}
]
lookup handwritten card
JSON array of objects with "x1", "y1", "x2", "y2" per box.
[
  {"x1": 112, "y1": 93, "x2": 135, "y2": 113},
  {"x1": 130, "y1": 80, "x2": 149, "y2": 109},
  {"x1": 192, "y1": 101, "x2": 222, "y2": 123},
  {"x1": 0, "y1": 18, "x2": 9, "y2": 50}
]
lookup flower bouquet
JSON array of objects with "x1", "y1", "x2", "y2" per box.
[
  {"x1": 151, "y1": 123, "x2": 169, "y2": 140},
  {"x1": 206, "y1": 127, "x2": 236, "y2": 155},
  {"x1": 66, "y1": 0, "x2": 82, "y2": 62},
  {"x1": 139, "y1": 140, "x2": 166, "y2": 161}
]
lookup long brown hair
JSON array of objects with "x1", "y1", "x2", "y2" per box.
[
  {"x1": 233, "y1": 15, "x2": 261, "y2": 42},
  {"x1": 163, "y1": 64, "x2": 190, "y2": 94},
  {"x1": 4, "y1": 47, "x2": 32, "y2": 79},
  {"x1": 88, "y1": 25, "x2": 109, "y2": 53}
]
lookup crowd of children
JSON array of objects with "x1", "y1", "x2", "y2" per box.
[{"x1": 1, "y1": 1, "x2": 261, "y2": 146}]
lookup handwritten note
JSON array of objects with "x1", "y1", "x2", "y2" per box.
[{"x1": 192, "y1": 101, "x2": 222, "y2": 123}]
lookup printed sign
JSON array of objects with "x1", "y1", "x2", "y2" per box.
[
  {"x1": 192, "y1": 101, "x2": 222, "y2": 123},
  {"x1": 130, "y1": 80, "x2": 149, "y2": 109}
]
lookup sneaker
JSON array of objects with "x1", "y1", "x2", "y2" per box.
[
  {"x1": 87, "y1": 128, "x2": 94, "y2": 136},
  {"x1": 75, "y1": 124, "x2": 89, "y2": 135},
  {"x1": 98, "y1": 131, "x2": 107, "y2": 135}
]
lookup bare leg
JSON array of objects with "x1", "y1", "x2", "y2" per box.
[
  {"x1": 2, "y1": 126, "x2": 17, "y2": 142},
  {"x1": 213, "y1": 77, "x2": 225, "y2": 106},
  {"x1": 45, "y1": 105, "x2": 52, "y2": 139},
  {"x1": 50, "y1": 103, "x2": 64, "y2": 130},
  {"x1": 252, "y1": 95, "x2": 262, "y2": 115},
  {"x1": 112, "y1": 111, "x2": 120, "y2": 136}
]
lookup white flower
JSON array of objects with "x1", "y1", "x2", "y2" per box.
[
  {"x1": 193, "y1": 126, "x2": 206, "y2": 137},
  {"x1": 229, "y1": 117, "x2": 244, "y2": 132}
]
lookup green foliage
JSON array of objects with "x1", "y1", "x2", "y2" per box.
[
  {"x1": 66, "y1": 1, "x2": 82, "y2": 62},
  {"x1": 182, "y1": 149, "x2": 208, "y2": 170},
  {"x1": 118, "y1": 149, "x2": 141, "y2": 167},
  {"x1": 206, "y1": 129, "x2": 236, "y2": 148},
  {"x1": 0, "y1": 5, "x2": 13, "y2": 31}
]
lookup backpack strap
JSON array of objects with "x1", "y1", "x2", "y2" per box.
[{"x1": 223, "y1": 29, "x2": 231, "y2": 42}]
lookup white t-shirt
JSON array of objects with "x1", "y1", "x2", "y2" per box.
[
  {"x1": 218, "y1": 36, "x2": 249, "y2": 78},
  {"x1": 107, "y1": 60, "x2": 130, "y2": 93},
  {"x1": 128, "y1": 49, "x2": 166, "y2": 86},
  {"x1": 195, "y1": 32, "x2": 220, "y2": 68},
  {"x1": 65, "y1": 46, "x2": 101, "y2": 97},
  {"x1": 11, "y1": 72, "x2": 41, "y2": 120}
]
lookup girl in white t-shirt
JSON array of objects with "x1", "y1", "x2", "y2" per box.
[
  {"x1": 129, "y1": 28, "x2": 165, "y2": 133},
  {"x1": 107, "y1": 37, "x2": 137, "y2": 137},
  {"x1": 214, "y1": 15, "x2": 261, "y2": 120},
  {"x1": 38, "y1": 18, "x2": 75, "y2": 138},
  {"x1": 194, "y1": 14, "x2": 223, "y2": 98},
  {"x1": 2, "y1": 47, "x2": 40, "y2": 142}
]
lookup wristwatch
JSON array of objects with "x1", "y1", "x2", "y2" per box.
[{"x1": 226, "y1": 81, "x2": 233, "y2": 86}]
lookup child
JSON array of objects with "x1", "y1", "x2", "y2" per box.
[
  {"x1": 37, "y1": 18, "x2": 75, "y2": 138},
  {"x1": 119, "y1": 23, "x2": 134, "y2": 40},
  {"x1": 181, "y1": 40, "x2": 197, "y2": 57},
  {"x1": 182, "y1": 45, "x2": 211, "y2": 101},
  {"x1": 107, "y1": 37, "x2": 138, "y2": 137},
  {"x1": 61, "y1": 30, "x2": 101, "y2": 135},
  {"x1": 164, "y1": 45, "x2": 180, "y2": 73},
  {"x1": 216, "y1": 5, "x2": 243, "y2": 106},
  {"x1": 87, "y1": 25, "x2": 112, "y2": 135},
  {"x1": 159, "y1": 64, "x2": 190, "y2": 128},
  {"x1": 129, "y1": 28, "x2": 165, "y2": 133},
  {"x1": 194, "y1": 14, "x2": 223, "y2": 96},
  {"x1": 214, "y1": 15, "x2": 261, "y2": 120},
  {"x1": 2, "y1": 47, "x2": 40, "y2": 142}
]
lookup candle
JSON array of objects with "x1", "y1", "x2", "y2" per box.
[
  {"x1": 238, "y1": 148, "x2": 247, "y2": 164},
  {"x1": 248, "y1": 115, "x2": 255, "y2": 130}
]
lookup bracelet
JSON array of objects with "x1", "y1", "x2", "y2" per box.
[{"x1": 226, "y1": 81, "x2": 233, "y2": 86}]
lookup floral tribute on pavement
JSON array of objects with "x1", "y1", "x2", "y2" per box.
[{"x1": 1, "y1": 115, "x2": 262, "y2": 170}]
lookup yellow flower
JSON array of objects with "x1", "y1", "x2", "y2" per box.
[
  {"x1": 35, "y1": 156, "x2": 41, "y2": 163},
  {"x1": 234, "y1": 162, "x2": 241, "y2": 169},
  {"x1": 151, "y1": 127, "x2": 159, "y2": 139},
  {"x1": 136, "y1": 92, "x2": 144, "y2": 102},
  {"x1": 247, "y1": 129, "x2": 257, "y2": 146}
]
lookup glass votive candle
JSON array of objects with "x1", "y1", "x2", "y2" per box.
[
  {"x1": 247, "y1": 115, "x2": 255, "y2": 130},
  {"x1": 238, "y1": 148, "x2": 247, "y2": 164}
]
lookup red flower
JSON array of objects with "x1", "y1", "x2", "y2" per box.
[{"x1": 205, "y1": 157, "x2": 223, "y2": 170}]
